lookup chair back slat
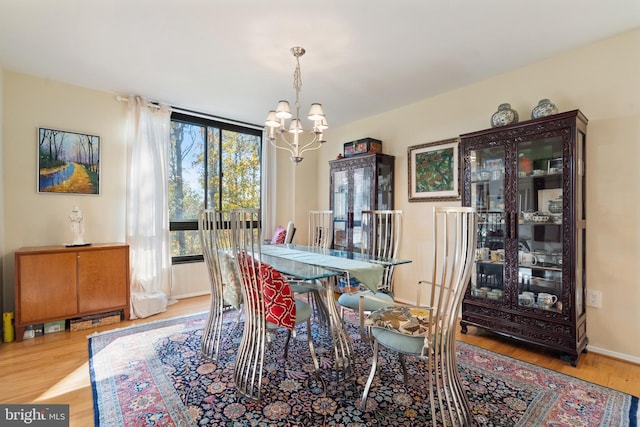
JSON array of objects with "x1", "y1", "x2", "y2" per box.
[
  {"x1": 428, "y1": 207, "x2": 477, "y2": 339},
  {"x1": 308, "y1": 210, "x2": 334, "y2": 248},
  {"x1": 361, "y1": 210, "x2": 402, "y2": 294}
]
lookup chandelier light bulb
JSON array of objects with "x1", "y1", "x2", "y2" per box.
[
  {"x1": 275, "y1": 101, "x2": 292, "y2": 119},
  {"x1": 265, "y1": 111, "x2": 280, "y2": 128},
  {"x1": 307, "y1": 103, "x2": 325, "y2": 121},
  {"x1": 315, "y1": 117, "x2": 328, "y2": 132},
  {"x1": 288, "y1": 119, "x2": 304, "y2": 134}
]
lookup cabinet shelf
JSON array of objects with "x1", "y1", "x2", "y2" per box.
[{"x1": 520, "y1": 221, "x2": 562, "y2": 226}]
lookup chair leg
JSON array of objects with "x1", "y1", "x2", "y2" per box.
[
  {"x1": 305, "y1": 318, "x2": 320, "y2": 373},
  {"x1": 398, "y1": 353, "x2": 409, "y2": 387},
  {"x1": 283, "y1": 329, "x2": 292, "y2": 360},
  {"x1": 201, "y1": 293, "x2": 225, "y2": 360},
  {"x1": 428, "y1": 336, "x2": 473, "y2": 426},
  {"x1": 234, "y1": 315, "x2": 266, "y2": 401},
  {"x1": 360, "y1": 339, "x2": 380, "y2": 411}
]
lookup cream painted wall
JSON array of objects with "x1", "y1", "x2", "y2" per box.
[
  {"x1": 273, "y1": 146, "x2": 322, "y2": 245},
  {"x1": 312, "y1": 29, "x2": 640, "y2": 361},
  {"x1": 2, "y1": 72, "x2": 130, "y2": 309}
]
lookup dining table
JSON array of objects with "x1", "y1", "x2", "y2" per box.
[{"x1": 261, "y1": 243, "x2": 411, "y2": 380}]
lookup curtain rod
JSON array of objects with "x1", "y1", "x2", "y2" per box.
[{"x1": 116, "y1": 95, "x2": 263, "y2": 130}]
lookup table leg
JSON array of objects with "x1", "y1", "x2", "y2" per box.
[{"x1": 324, "y1": 276, "x2": 354, "y2": 380}]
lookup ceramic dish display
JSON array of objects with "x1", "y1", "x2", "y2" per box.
[{"x1": 472, "y1": 288, "x2": 488, "y2": 298}]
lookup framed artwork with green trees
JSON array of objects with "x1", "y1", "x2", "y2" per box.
[
  {"x1": 408, "y1": 137, "x2": 459, "y2": 202},
  {"x1": 38, "y1": 127, "x2": 100, "y2": 194}
]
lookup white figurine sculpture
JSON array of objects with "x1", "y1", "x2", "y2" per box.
[{"x1": 69, "y1": 206, "x2": 85, "y2": 245}]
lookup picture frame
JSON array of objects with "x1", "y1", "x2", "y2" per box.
[
  {"x1": 38, "y1": 127, "x2": 100, "y2": 195},
  {"x1": 408, "y1": 137, "x2": 460, "y2": 202}
]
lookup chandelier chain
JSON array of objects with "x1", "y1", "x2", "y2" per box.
[{"x1": 293, "y1": 56, "x2": 302, "y2": 115}]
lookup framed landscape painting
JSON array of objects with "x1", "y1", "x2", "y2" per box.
[
  {"x1": 408, "y1": 137, "x2": 460, "y2": 202},
  {"x1": 38, "y1": 127, "x2": 100, "y2": 194}
]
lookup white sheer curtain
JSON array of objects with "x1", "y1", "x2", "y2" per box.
[
  {"x1": 126, "y1": 96, "x2": 174, "y2": 318},
  {"x1": 261, "y1": 131, "x2": 277, "y2": 239}
]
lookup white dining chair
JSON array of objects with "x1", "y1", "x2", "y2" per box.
[
  {"x1": 199, "y1": 209, "x2": 245, "y2": 361},
  {"x1": 229, "y1": 208, "x2": 319, "y2": 400},
  {"x1": 337, "y1": 210, "x2": 402, "y2": 320},
  {"x1": 359, "y1": 207, "x2": 478, "y2": 426},
  {"x1": 289, "y1": 210, "x2": 334, "y2": 330},
  {"x1": 308, "y1": 210, "x2": 334, "y2": 248}
]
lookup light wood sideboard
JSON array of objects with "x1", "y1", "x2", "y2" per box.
[{"x1": 14, "y1": 243, "x2": 130, "y2": 341}]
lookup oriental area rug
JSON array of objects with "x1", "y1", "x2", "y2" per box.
[{"x1": 89, "y1": 311, "x2": 638, "y2": 426}]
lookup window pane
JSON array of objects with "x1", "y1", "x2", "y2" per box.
[
  {"x1": 221, "y1": 130, "x2": 261, "y2": 209},
  {"x1": 169, "y1": 121, "x2": 205, "y2": 221},
  {"x1": 170, "y1": 230, "x2": 202, "y2": 257},
  {"x1": 206, "y1": 127, "x2": 220, "y2": 209},
  {"x1": 169, "y1": 112, "x2": 262, "y2": 261}
]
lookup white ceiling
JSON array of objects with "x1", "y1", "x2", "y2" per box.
[{"x1": 1, "y1": 1, "x2": 639, "y2": 128}]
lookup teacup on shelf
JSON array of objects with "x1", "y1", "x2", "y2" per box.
[
  {"x1": 537, "y1": 293, "x2": 557, "y2": 306},
  {"x1": 519, "y1": 294, "x2": 535, "y2": 306},
  {"x1": 533, "y1": 214, "x2": 549, "y2": 222},
  {"x1": 519, "y1": 251, "x2": 537, "y2": 265},
  {"x1": 472, "y1": 288, "x2": 488, "y2": 298},
  {"x1": 490, "y1": 249, "x2": 505, "y2": 263}
]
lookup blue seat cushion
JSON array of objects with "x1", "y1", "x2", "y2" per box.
[
  {"x1": 371, "y1": 327, "x2": 426, "y2": 354},
  {"x1": 289, "y1": 282, "x2": 315, "y2": 294},
  {"x1": 268, "y1": 299, "x2": 311, "y2": 329},
  {"x1": 337, "y1": 291, "x2": 394, "y2": 312}
]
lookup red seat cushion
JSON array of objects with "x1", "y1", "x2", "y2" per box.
[
  {"x1": 238, "y1": 253, "x2": 296, "y2": 330},
  {"x1": 271, "y1": 226, "x2": 287, "y2": 244},
  {"x1": 260, "y1": 262, "x2": 296, "y2": 329}
]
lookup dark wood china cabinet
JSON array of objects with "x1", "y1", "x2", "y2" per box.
[
  {"x1": 460, "y1": 110, "x2": 588, "y2": 366},
  {"x1": 329, "y1": 153, "x2": 395, "y2": 251}
]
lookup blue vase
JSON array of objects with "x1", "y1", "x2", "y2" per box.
[
  {"x1": 491, "y1": 103, "x2": 519, "y2": 127},
  {"x1": 531, "y1": 99, "x2": 558, "y2": 119}
]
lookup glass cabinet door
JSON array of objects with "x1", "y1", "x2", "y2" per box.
[
  {"x1": 332, "y1": 169, "x2": 349, "y2": 249},
  {"x1": 352, "y1": 165, "x2": 372, "y2": 252},
  {"x1": 469, "y1": 146, "x2": 506, "y2": 303},
  {"x1": 516, "y1": 136, "x2": 563, "y2": 311}
]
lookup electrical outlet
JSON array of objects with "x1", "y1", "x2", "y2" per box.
[{"x1": 587, "y1": 290, "x2": 602, "y2": 308}]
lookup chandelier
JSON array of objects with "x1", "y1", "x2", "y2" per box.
[{"x1": 265, "y1": 46, "x2": 328, "y2": 164}]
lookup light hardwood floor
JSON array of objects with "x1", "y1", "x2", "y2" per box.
[{"x1": 1, "y1": 294, "x2": 638, "y2": 426}]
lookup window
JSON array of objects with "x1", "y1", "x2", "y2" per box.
[{"x1": 169, "y1": 112, "x2": 262, "y2": 263}]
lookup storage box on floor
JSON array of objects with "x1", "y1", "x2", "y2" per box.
[
  {"x1": 23, "y1": 322, "x2": 61, "y2": 339},
  {"x1": 22, "y1": 323, "x2": 44, "y2": 339},
  {"x1": 44, "y1": 320, "x2": 65, "y2": 334},
  {"x1": 22, "y1": 312, "x2": 121, "y2": 339},
  {"x1": 70, "y1": 311, "x2": 121, "y2": 331}
]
